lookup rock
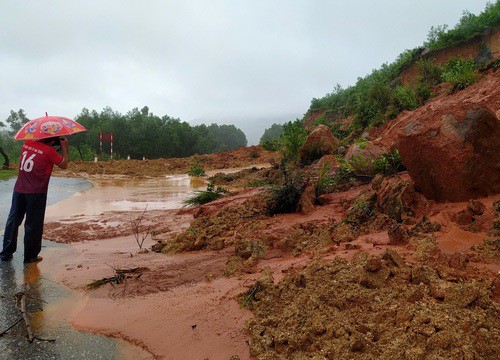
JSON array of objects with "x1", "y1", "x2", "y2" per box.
[
  {"x1": 429, "y1": 280, "x2": 448, "y2": 300},
  {"x1": 299, "y1": 124, "x2": 339, "y2": 166},
  {"x1": 151, "y1": 242, "x2": 164, "y2": 252},
  {"x1": 453, "y1": 209, "x2": 474, "y2": 226},
  {"x1": 489, "y1": 200, "x2": 500, "y2": 236},
  {"x1": 316, "y1": 154, "x2": 337, "y2": 169},
  {"x1": 337, "y1": 146, "x2": 346, "y2": 156},
  {"x1": 447, "y1": 252, "x2": 470, "y2": 269},
  {"x1": 345, "y1": 141, "x2": 387, "y2": 175},
  {"x1": 330, "y1": 222, "x2": 360, "y2": 244},
  {"x1": 452, "y1": 203, "x2": 488, "y2": 233},
  {"x1": 257, "y1": 267, "x2": 275, "y2": 290},
  {"x1": 427, "y1": 331, "x2": 457, "y2": 350},
  {"x1": 379, "y1": 106, "x2": 500, "y2": 201},
  {"x1": 411, "y1": 216, "x2": 441, "y2": 235},
  {"x1": 375, "y1": 175, "x2": 428, "y2": 222},
  {"x1": 412, "y1": 235, "x2": 437, "y2": 261},
  {"x1": 344, "y1": 243, "x2": 361, "y2": 250},
  {"x1": 346, "y1": 191, "x2": 377, "y2": 223},
  {"x1": 388, "y1": 223, "x2": 410, "y2": 245},
  {"x1": 468, "y1": 200, "x2": 485, "y2": 216},
  {"x1": 493, "y1": 276, "x2": 500, "y2": 301},
  {"x1": 407, "y1": 283, "x2": 427, "y2": 303},
  {"x1": 382, "y1": 249, "x2": 406, "y2": 268},
  {"x1": 365, "y1": 256, "x2": 382, "y2": 272},
  {"x1": 445, "y1": 283, "x2": 482, "y2": 308},
  {"x1": 411, "y1": 265, "x2": 438, "y2": 285},
  {"x1": 297, "y1": 185, "x2": 316, "y2": 215}
]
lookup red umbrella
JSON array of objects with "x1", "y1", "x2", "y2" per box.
[{"x1": 14, "y1": 113, "x2": 87, "y2": 140}]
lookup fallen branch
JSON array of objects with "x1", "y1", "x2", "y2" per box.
[
  {"x1": 21, "y1": 285, "x2": 34, "y2": 342},
  {"x1": 85, "y1": 267, "x2": 149, "y2": 290}
]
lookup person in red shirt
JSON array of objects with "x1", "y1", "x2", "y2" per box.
[{"x1": 0, "y1": 137, "x2": 68, "y2": 263}]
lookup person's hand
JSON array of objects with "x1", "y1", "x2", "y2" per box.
[{"x1": 60, "y1": 137, "x2": 68, "y2": 152}]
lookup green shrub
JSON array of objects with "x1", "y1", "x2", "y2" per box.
[
  {"x1": 391, "y1": 86, "x2": 419, "y2": 114},
  {"x1": 279, "y1": 119, "x2": 308, "y2": 166},
  {"x1": 425, "y1": 3, "x2": 500, "y2": 51},
  {"x1": 267, "y1": 170, "x2": 304, "y2": 214},
  {"x1": 70, "y1": 144, "x2": 95, "y2": 161},
  {"x1": 415, "y1": 83, "x2": 433, "y2": 105},
  {"x1": 188, "y1": 163, "x2": 206, "y2": 177},
  {"x1": 416, "y1": 58, "x2": 443, "y2": 86},
  {"x1": 330, "y1": 158, "x2": 357, "y2": 191},
  {"x1": 261, "y1": 140, "x2": 280, "y2": 151},
  {"x1": 374, "y1": 149, "x2": 406, "y2": 175},
  {"x1": 313, "y1": 162, "x2": 335, "y2": 200},
  {"x1": 313, "y1": 113, "x2": 351, "y2": 140},
  {"x1": 441, "y1": 58, "x2": 478, "y2": 90},
  {"x1": 183, "y1": 183, "x2": 228, "y2": 206}
]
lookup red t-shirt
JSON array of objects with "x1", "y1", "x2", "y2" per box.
[{"x1": 14, "y1": 140, "x2": 63, "y2": 194}]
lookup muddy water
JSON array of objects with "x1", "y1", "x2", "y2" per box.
[
  {"x1": 45, "y1": 175, "x2": 205, "y2": 218},
  {"x1": 0, "y1": 177, "x2": 153, "y2": 359}
]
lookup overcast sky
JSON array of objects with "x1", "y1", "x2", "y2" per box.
[{"x1": 0, "y1": 0, "x2": 492, "y2": 144}]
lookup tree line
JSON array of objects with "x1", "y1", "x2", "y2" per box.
[{"x1": 0, "y1": 107, "x2": 248, "y2": 164}]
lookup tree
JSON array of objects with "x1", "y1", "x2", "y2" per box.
[
  {"x1": 6, "y1": 109, "x2": 29, "y2": 136},
  {"x1": 260, "y1": 123, "x2": 284, "y2": 143}
]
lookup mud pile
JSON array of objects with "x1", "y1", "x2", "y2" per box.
[
  {"x1": 161, "y1": 196, "x2": 271, "y2": 253},
  {"x1": 209, "y1": 167, "x2": 279, "y2": 188},
  {"x1": 59, "y1": 145, "x2": 277, "y2": 177},
  {"x1": 247, "y1": 253, "x2": 500, "y2": 360}
]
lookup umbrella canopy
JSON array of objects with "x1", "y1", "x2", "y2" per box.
[{"x1": 14, "y1": 114, "x2": 87, "y2": 141}]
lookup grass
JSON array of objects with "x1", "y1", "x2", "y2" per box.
[
  {"x1": 188, "y1": 163, "x2": 206, "y2": 177},
  {"x1": 0, "y1": 169, "x2": 16, "y2": 180},
  {"x1": 183, "y1": 183, "x2": 229, "y2": 206}
]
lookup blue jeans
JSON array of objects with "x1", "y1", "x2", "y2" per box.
[{"x1": 1, "y1": 192, "x2": 47, "y2": 261}]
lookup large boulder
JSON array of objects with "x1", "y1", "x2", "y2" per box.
[
  {"x1": 374, "y1": 71, "x2": 500, "y2": 201},
  {"x1": 299, "y1": 124, "x2": 339, "y2": 165},
  {"x1": 372, "y1": 174, "x2": 430, "y2": 222},
  {"x1": 394, "y1": 108, "x2": 500, "y2": 201}
]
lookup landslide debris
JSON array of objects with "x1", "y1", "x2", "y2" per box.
[
  {"x1": 246, "y1": 253, "x2": 500, "y2": 360},
  {"x1": 209, "y1": 166, "x2": 279, "y2": 188},
  {"x1": 60, "y1": 145, "x2": 277, "y2": 177},
  {"x1": 160, "y1": 196, "x2": 271, "y2": 253}
]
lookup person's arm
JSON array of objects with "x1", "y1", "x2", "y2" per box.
[{"x1": 57, "y1": 138, "x2": 69, "y2": 170}]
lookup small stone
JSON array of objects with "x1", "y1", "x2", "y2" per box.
[
  {"x1": 366, "y1": 256, "x2": 382, "y2": 272},
  {"x1": 468, "y1": 200, "x2": 485, "y2": 215},
  {"x1": 388, "y1": 223, "x2": 410, "y2": 245},
  {"x1": 382, "y1": 249, "x2": 406, "y2": 268}
]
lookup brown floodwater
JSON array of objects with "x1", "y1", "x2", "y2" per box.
[{"x1": 45, "y1": 175, "x2": 205, "y2": 219}]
